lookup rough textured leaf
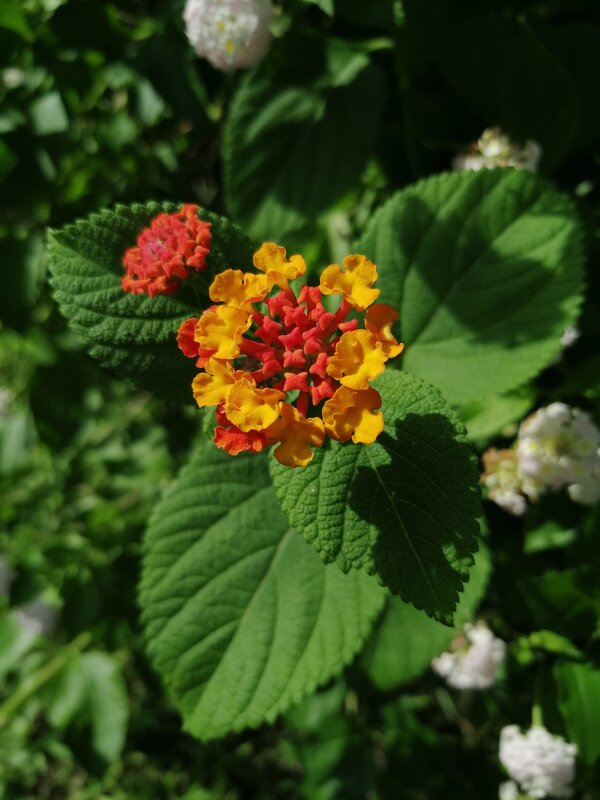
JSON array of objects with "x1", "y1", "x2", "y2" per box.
[
  {"x1": 48, "y1": 202, "x2": 253, "y2": 403},
  {"x1": 223, "y1": 34, "x2": 384, "y2": 241},
  {"x1": 357, "y1": 169, "x2": 584, "y2": 405},
  {"x1": 140, "y1": 447, "x2": 384, "y2": 741},
  {"x1": 271, "y1": 370, "x2": 481, "y2": 623},
  {"x1": 362, "y1": 539, "x2": 491, "y2": 691},
  {"x1": 555, "y1": 661, "x2": 600, "y2": 766}
]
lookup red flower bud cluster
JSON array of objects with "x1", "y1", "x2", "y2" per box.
[{"x1": 121, "y1": 204, "x2": 212, "y2": 296}]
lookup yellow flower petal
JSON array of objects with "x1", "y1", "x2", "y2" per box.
[
  {"x1": 327, "y1": 329, "x2": 387, "y2": 390},
  {"x1": 195, "y1": 305, "x2": 252, "y2": 360},
  {"x1": 365, "y1": 303, "x2": 404, "y2": 358},
  {"x1": 322, "y1": 386, "x2": 384, "y2": 445},
  {"x1": 319, "y1": 254, "x2": 380, "y2": 310},
  {"x1": 266, "y1": 403, "x2": 325, "y2": 468},
  {"x1": 253, "y1": 242, "x2": 306, "y2": 288},
  {"x1": 225, "y1": 379, "x2": 285, "y2": 432},
  {"x1": 209, "y1": 269, "x2": 270, "y2": 308},
  {"x1": 191, "y1": 357, "x2": 250, "y2": 408}
]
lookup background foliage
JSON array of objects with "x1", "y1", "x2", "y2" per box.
[{"x1": 2, "y1": 0, "x2": 600, "y2": 798}]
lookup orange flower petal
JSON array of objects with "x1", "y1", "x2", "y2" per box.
[
  {"x1": 209, "y1": 269, "x2": 270, "y2": 308},
  {"x1": 365, "y1": 303, "x2": 404, "y2": 358},
  {"x1": 253, "y1": 242, "x2": 306, "y2": 288},
  {"x1": 319, "y1": 254, "x2": 380, "y2": 311},
  {"x1": 327, "y1": 329, "x2": 387, "y2": 390},
  {"x1": 191, "y1": 357, "x2": 250, "y2": 408},
  {"x1": 322, "y1": 386, "x2": 384, "y2": 444},
  {"x1": 225, "y1": 379, "x2": 285, "y2": 432},
  {"x1": 266, "y1": 403, "x2": 325, "y2": 468},
  {"x1": 194, "y1": 305, "x2": 252, "y2": 360}
]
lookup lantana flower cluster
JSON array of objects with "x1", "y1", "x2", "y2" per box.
[
  {"x1": 183, "y1": 0, "x2": 273, "y2": 71},
  {"x1": 482, "y1": 403, "x2": 600, "y2": 515},
  {"x1": 178, "y1": 243, "x2": 403, "y2": 467},
  {"x1": 453, "y1": 127, "x2": 541, "y2": 173},
  {"x1": 432, "y1": 621, "x2": 506, "y2": 691},
  {"x1": 122, "y1": 204, "x2": 212, "y2": 297},
  {"x1": 499, "y1": 725, "x2": 577, "y2": 799}
]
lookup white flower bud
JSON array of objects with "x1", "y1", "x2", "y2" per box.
[
  {"x1": 517, "y1": 404, "x2": 600, "y2": 506},
  {"x1": 432, "y1": 621, "x2": 506, "y2": 690},
  {"x1": 499, "y1": 725, "x2": 577, "y2": 798},
  {"x1": 183, "y1": 0, "x2": 273, "y2": 71},
  {"x1": 453, "y1": 127, "x2": 541, "y2": 173}
]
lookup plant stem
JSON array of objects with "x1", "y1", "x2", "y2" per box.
[
  {"x1": 531, "y1": 701, "x2": 544, "y2": 728},
  {"x1": 0, "y1": 631, "x2": 92, "y2": 728}
]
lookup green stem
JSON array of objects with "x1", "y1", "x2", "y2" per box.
[
  {"x1": 0, "y1": 631, "x2": 92, "y2": 728},
  {"x1": 531, "y1": 700, "x2": 544, "y2": 728}
]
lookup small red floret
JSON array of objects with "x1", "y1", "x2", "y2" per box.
[{"x1": 122, "y1": 204, "x2": 212, "y2": 296}]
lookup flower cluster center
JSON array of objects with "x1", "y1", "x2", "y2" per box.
[{"x1": 239, "y1": 286, "x2": 356, "y2": 413}]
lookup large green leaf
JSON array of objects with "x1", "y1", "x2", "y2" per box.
[
  {"x1": 271, "y1": 370, "x2": 481, "y2": 624},
  {"x1": 554, "y1": 661, "x2": 600, "y2": 766},
  {"x1": 357, "y1": 169, "x2": 584, "y2": 405},
  {"x1": 48, "y1": 202, "x2": 253, "y2": 404},
  {"x1": 459, "y1": 388, "x2": 534, "y2": 446},
  {"x1": 362, "y1": 539, "x2": 491, "y2": 691},
  {"x1": 140, "y1": 447, "x2": 384, "y2": 741},
  {"x1": 433, "y1": 17, "x2": 600, "y2": 167},
  {"x1": 223, "y1": 34, "x2": 384, "y2": 241}
]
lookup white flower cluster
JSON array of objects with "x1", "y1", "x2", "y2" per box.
[
  {"x1": 482, "y1": 403, "x2": 600, "y2": 514},
  {"x1": 519, "y1": 404, "x2": 600, "y2": 505},
  {"x1": 431, "y1": 621, "x2": 506, "y2": 690},
  {"x1": 499, "y1": 725, "x2": 577, "y2": 798},
  {"x1": 453, "y1": 127, "x2": 541, "y2": 173},
  {"x1": 183, "y1": 0, "x2": 273, "y2": 71},
  {"x1": 481, "y1": 448, "x2": 529, "y2": 516}
]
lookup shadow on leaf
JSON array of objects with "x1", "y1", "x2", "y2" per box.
[{"x1": 348, "y1": 414, "x2": 480, "y2": 625}]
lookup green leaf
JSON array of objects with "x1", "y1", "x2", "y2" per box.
[
  {"x1": 48, "y1": 651, "x2": 129, "y2": 764},
  {"x1": 0, "y1": 140, "x2": 16, "y2": 180},
  {"x1": 48, "y1": 202, "x2": 253, "y2": 403},
  {"x1": 357, "y1": 170, "x2": 584, "y2": 405},
  {"x1": 459, "y1": 388, "x2": 534, "y2": 446},
  {"x1": 271, "y1": 370, "x2": 481, "y2": 623},
  {"x1": 140, "y1": 446, "x2": 384, "y2": 741},
  {"x1": 223, "y1": 34, "x2": 384, "y2": 241},
  {"x1": 303, "y1": 0, "x2": 335, "y2": 15},
  {"x1": 554, "y1": 661, "x2": 600, "y2": 766},
  {"x1": 29, "y1": 92, "x2": 69, "y2": 136},
  {"x1": 427, "y1": 16, "x2": 600, "y2": 167},
  {"x1": 433, "y1": 19, "x2": 580, "y2": 168},
  {"x1": 0, "y1": 613, "x2": 39, "y2": 678},
  {"x1": 0, "y1": 0, "x2": 32, "y2": 39},
  {"x1": 362, "y1": 539, "x2": 491, "y2": 690},
  {"x1": 0, "y1": 233, "x2": 47, "y2": 330}
]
